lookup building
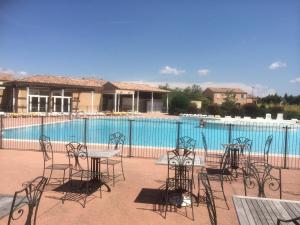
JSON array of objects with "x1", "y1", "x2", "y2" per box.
[
  {"x1": 0, "y1": 73, "x2": 13, "y2": 111},
  {"x1": 102, "y1": 82, "x2": 169, "y2": 113},
  {"x1": 203, "y1": 87, "x2": 252, "y2": 105},
  {"x1": 1, "y1": 75, "x2": 169, "y2": 113},
  {"x1": 3, "y1": 75, "x2": 106, "y2": 113}
]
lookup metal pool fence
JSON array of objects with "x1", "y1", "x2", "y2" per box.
[{"x1": 0, "y1": 115, "x2": 299, "y2": 169}]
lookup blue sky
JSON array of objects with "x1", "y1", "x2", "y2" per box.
[{"x1": 0, "y1": 0, "x2": 299, "y2": 96}]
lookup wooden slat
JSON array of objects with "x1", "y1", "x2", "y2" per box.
[
  {"x1": 281, "y1": 202, "x2": 300, "y2": 220},
  {"x1": 233, "y1": 196, "x2": 300, "y2": 225},
  {"x1": 233, "y1": 197, "x2": 250, "y2": 225},
  {"x1": 288, "y1": 202, "x2": 300, "y2": 215},
  {"x1": 256, "y1": 198, "x2": 274, "y2": 225},
  {"x1": 244, "y1": 198, "x2": 263, "y2": 225},
  {"x1": 281, "y1": 202, "x2": 297, "y2": 218},
  {"x1": 262, "y1": 198, "x2": 280, "y2": 225},
  {"x1": 272, "y1": 201, "x2": 295, "y2": 225},
  {"x1": 247, "y1": 198, "x2": 267, "y2": 225},
  {"x1": 240, "y1": 197, "x2": 256, "y2": 225}
]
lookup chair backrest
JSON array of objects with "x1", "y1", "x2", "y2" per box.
[
  {"x1": 242, "y1": 161, "x2": 281, "y2": 198},
  {"x1": 177, "y1": 136, "x2": 196, "y2": 152},
  {"x1": 219, "y1": 149, "x2": 231, "y2": 173},
  {"x1": 200, "y1": 172, "x2": 217, "y2": 225},
  {"x1": 167, "y1": 149, "x2": 195, "y2": 182},
  {"x1": 66, "y1": 142, "x2": 88, "y2": 171},
  {"x1": 264, "y1": 135, "x2": 273, "y2": 159},
  {"x1": 8, "y1": 176, "x2": 47, "y2": 225},
  {"x1": 277, "y1": 216, "x2": 300, "y2": 225},
  {"x1": 108, "y1": 132, "x2": 125, "y2": 152},
  {"x1": 39, "y1": 135, "x2": 53, "y2": 162},
  {"x1": 201, "y1": 132, "x2": 208, "y2": 154},
  {"x1": 233, "y1": 137, "x2": 252, "y2": 151}
]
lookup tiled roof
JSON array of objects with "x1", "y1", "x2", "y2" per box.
[
  {"x1": 205, "y1": 87, "x2": 247, "y2": 94},
  {"x1": 7, "y1": 75, "x2": 106, "y2": 88},
  {"x1": 110, "y1": 82, "x2": 170, "y2": 93},
  {"x1": 0, "y1": 73, "x2": 13, "y2": 81}
]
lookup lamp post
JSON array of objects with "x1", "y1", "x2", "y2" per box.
[{"x1": 251, "y1": 86, "x2": 255, "y2": 104}]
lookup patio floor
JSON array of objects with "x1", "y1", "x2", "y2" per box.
[{"x1": 0, "y1": 149, "x2": 300, "y2": 225}]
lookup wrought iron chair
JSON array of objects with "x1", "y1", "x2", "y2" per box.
[
  {"x1": 39, "y1": 135, "x2": 71, "y2": 184},
  {"x1": 242, "y1": 161, "x2": 282, "y2": 199},
  {"x1": 164, "y1": 149, "x2": 195, "y2": 220},
  {"x1": 199, "y1": 149, "x2": 231, "y2": 209},
  {"x1": 65, "y1": 142, "x2": 102, "y2": 208},
  {"x1": 232, "y1": 137, "x2": 252, "y2": 155},
  {"x1": 199, "y1": 172, "x2": 217, "y2": 225},
  {"x1": 100, "y1": 132, "x2": 125, "y2": 186},
  {"x1": 263, "y1": 135, "x2": 273, "y2": 163},
  {"x1": 201, "y1": 132, "x2": 223, "y2": 163},
  {"x1": 8, "y1": 176, "x2": 47, "y2": 225},
  {"x1": 277, "y1": 216, "x2": 300, "y2": 225},
  {"x1": 177, "y1": 136, "x2": 196, "y2": 152},
  {"x1": 250, "y1": 135, "x2": 273, "y2": 163}
]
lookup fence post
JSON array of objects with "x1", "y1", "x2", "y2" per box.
[
  {"x1": 0, "y1": 115, "x2": 3, "y2": 149},
  {"x1": 128, "y1": 119, "x2": 134, "y2": 157},
  {"x1": 283, "y1": 125, "x2": 289, "y2": 169},
  {"x1": 40, "y1": 116, "x2": 44, "y2": 138},
  {"x1": 83, "y1": 118, "x2": 88, "y2": 146},
  {"x1": 176, "y1": 121, "x2": 182, "y2": 149},
  {"x1": 228, "y1": 123, "x2": 233, "y2": 144}
]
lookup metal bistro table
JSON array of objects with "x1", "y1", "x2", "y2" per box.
[
  {"x1": 87, "y1": 149, "x2": 120, "y2": 192},
  {"x1": 233, "y1": 195, "x2": 300, "y2": 225},
  {"x1": 156, "y1": 154, "x2": 205, "y2": 204},
  {"x1": 0, "y1": 194, "x2": 26, "y2": 220}
]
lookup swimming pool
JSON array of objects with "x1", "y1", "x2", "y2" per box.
[{"x1": 3, "y1": 117, "x2": 300, "y2": 156}]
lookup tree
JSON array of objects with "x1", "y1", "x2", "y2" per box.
[
  {"x1": 220, "y1": 90, "x2": 239, "y2": 116},
  {"x1": 207, "y1": 104, "x2": 221, "y2": 115},
  {"x1": 183, "y1": 84, "x2": 203, "y2": 100},
  {"x1": 243, "y1": 103, "x2": 259, "y2": 118},
  {"x1": 259, "y1": 94, "x2": 282, "y2": 104},
  {"x1": 269, "y1": 106, "x2": 284, "y2": 118},
  {"x1": 169, "y1": 92, "x2": 190, "y2": 115}
]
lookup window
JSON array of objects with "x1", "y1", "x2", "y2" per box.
[{"x1": 28, "y1": 89, "x2": 49, "y2": 112}]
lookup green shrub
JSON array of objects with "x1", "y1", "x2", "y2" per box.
[
  {"x1": 269, "y1": 106, "x2": 284, "y2": 119},
  {"x1": 242, "y1": 103, "x2": 259, "y2": 118},
  {"x1": 207, "y1": 104, "x2": 221, "y2": 115},
  {"x1": 169, "y1": 92, "x2": 190, "y2": 115}
]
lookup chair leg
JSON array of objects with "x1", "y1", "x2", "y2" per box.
[
  {"x1": 47, "y1": 167, "x2": 54, "y2": 184},
  {"x1": 197, "y1": 175, "x2": 200, "y2": 207},
  {"x1": 221, "y1": 178, "x2": 229, "y2": 210},
  {"x1": 106, "y1": 160, "x2": 109, "y2": 177},
  {"x1": 62, "y1": 169, "x2": 66, "y2": 184},
  {"x1": 83, "y1": 181, "x2": 89, "y2": 208},
  {"x1": 164, "y1": 189, "x2": 168, "y2": 219},
  {"x1": 99, "y1": 180, "x2": 102, "y2": 198},
  {"x1": 191, "y1": 204, "x2": 194, "y2": 221},
  {"x1": 121, "y1": 161, "x2": 125, "y2": 181},
  {"x1": 112, "y1": 165, "x2": 115, "y2": 187}
]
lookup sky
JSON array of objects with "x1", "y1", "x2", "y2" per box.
[{"x1": 0, "y1": 0, "x2": 299, "y2": 96}]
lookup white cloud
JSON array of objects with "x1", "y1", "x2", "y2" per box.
[
  {"x1": 130, "y1": 80, "x2": 276, "y2": 97},
  {"x1": 0, "y1": 67, "x2": 14, "y2": 74},
  {"x1": 268, "y1": 61, "x2": 287, "y2": 70},
  {"x1": 0, "y1": 67, "x2": 27, "y2": 77},
  {"x1": 159, "y1": 65, "x2": 185, "y2": 75},
  {"x1": 289, "y1": 77, "x2": 300, "y2": 83},
  {"x1": 197, "y1": 69, "x2": 210, "y2": 76}
]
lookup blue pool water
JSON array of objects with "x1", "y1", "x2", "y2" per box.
[{"x1": 3, "y1": 118, "x2": 300, "y2": 156}]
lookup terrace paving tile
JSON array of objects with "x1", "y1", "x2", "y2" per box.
[{"x1": 0, "y1": 150, "x2": 300, "y2": 225}]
